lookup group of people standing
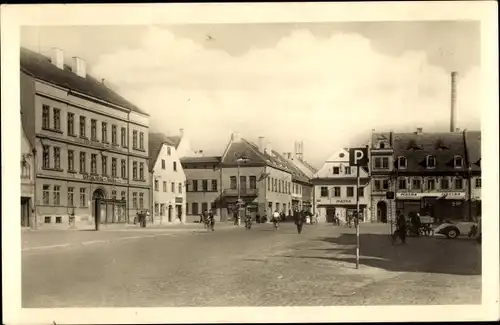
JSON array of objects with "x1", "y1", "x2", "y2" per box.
[{"x1": 392, "y1": 210, "x2": 423, "y2": 244}]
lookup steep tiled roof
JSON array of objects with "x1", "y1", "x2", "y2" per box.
[
  {"x1": 272, "y1": 152, "x2": 311, "y2": 184},
  {"x1": 180, "y1": 156, "x2": 221, "y2": 164},
  {"x1": 393, "y1": 132, "x2": 467, "y2": 172},
  {"x1": 165, "y1": 136, "x2": 182, "y2": 149},
  {"x1": 148, "y1": 132, "x2": 177, "y2": 170},
  {"x1": 465, "y1": 130, "x2": 481, "y2": 171},
  {"x1": 20, "y1": 47, "x2": 147, "y2": 115},
  {"x1": 300, "y1": 159, "x2": 318, "y2": 174}
]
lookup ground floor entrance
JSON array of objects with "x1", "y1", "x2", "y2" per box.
[
  {"x1": 317, "y1": 204, "x2": 368, "y2": 223},
  {"x1": 397, "y1": 198, "x2": 467, "y2": 223},
  {"x1": 21, "y1": 196, "x2": 31, "y2": 227}
]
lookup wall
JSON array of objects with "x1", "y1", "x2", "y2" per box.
[
  {"x1": 152, "y1": 144, "x2": 187, "y2": 223},
  {"x1": 264, "y1": 166, "x2": 292, "y2": 216},
  {"x1": 183, "y1": 164, "x2": 222, "y2": 222}
]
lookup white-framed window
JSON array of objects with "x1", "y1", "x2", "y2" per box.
[
  {"x1": 42, "y1": 185, "x2": 50, "y2": 205},
  {"x1": 333, "y1": 167, "x2": 340, "y2": 174},
  {"x1": 426, "y1": 155, "x2": 436, "y2": 168},
  {"x1": 454, "y1": 155, "x2": 463, "y2": 168},
  {"x1": 132, "y1": 161, "x2": 138, "y2": 179},
  {"x1": 53, "y1": 108, "x2": 61, "y2": 131},
  {"x1": 53, "y1": 185, "x2": 61, "y2": 205},
  {"x1": 53, "y1": 147, "x2": 61, "y2": 170},
  {"x1": 42, "y1": 145, "x2": 50, "y2": 169},
  {"x1": 42, "y1": 105, "x2": 50, "y2": 129},
  {"x1": 132, "y1": 192, "x2": 138, "y2": 208},
  {"x1": 139, "y1": 132, "x2": 144, "y2": 150},
  {"x1": 398, "y1": 156, "x2": 407, "y2": 169},
  {"x1": 333, "y1": 187, "x2": 341, "y2": 197},
  {"x1": 139, "y1": 193, "x2": 144, "y2": 209},
  {"x1": 344, "y1": 167, "x2": 351, "y2": 174},
  {"x1": 79, "y1": 188, "x2": 86, "y2": 207},
  {"x1": 398, "y1": 178, "x2": 407, "y2": 190},
  {"x1": 139, "y1": 162, "x2": 144, "y2": 180},
  {"x1": 475, "y1": 178, "x2": 482, "y2": 188},
  {"x1": 163, "y1": 181, "x2": 167, "y2": 192}
]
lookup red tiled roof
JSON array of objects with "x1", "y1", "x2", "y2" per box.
[
  {"x1": 20, "y1": 47, "x2": 147, "y2": 115},
  {"x1": 393, "y1": 132, "x2": 467, "y2": 172},
  {"x1": 465, "y1": 130, "x2": 481, "y2": 171}
]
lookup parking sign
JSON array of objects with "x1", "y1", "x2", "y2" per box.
[{"x1": 349, "y1": 147, "x2": 368, "y2": 167}]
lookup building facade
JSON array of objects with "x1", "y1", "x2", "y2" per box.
[
  {"x1": 465, "y1": 130, "x2": 481, "y2": 218},
  {"x1": 21, "y1": 118, "x2": 35, "y2": 228},
  {"x1": 20, "y1": 47, "x2": 150, "y2": 227},
  {"x1": 149, "y1": 133, "x2": 187, "y2": 224},
  {"x1": 181, "y1": 156, "x2": 223, "y2": 223},
  {"x1": 312, "y1": 148, "x2": 371, "y2": 223},
  {"x1": 369, "y1": 130, "x2": 397, "y2": 223},
  {"x1": 392, "y1": 129, "x2": 470, "y2": 222}
]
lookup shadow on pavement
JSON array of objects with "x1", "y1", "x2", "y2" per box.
[{"x1": 283, "y1": 233, "x2": 481, "y2": 276}]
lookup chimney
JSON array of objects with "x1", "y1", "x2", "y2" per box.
[
  {"x1": 450, "y1": 71, "x2": 458, "y2": 133},
  {"x1": 231, "y1": 132, "x2": 241, "y2": 142},
  {"x1": 72, "y1": 57, "x2": 86, "y2": 78},
  {"x1": 287, "y1": 152, "x2": 292, "y2": 159},
  {"x1": 416, "y1": 128, "x2": 423, "y2": 135},
  {"x1": 179, "y1": 128, "x2": 184, "y2": 137},
  {"x1": 50, "y1": 48, "x2": 64, "y2": 70},
  {"x1": 258, "y1": 136, "x2": 265, "y2": 152},
  {"x1": 264, "y1": 142, "x2": 272, "y2": 156}
]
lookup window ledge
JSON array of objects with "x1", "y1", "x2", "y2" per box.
[
  {"x1": 68, "y1": 170, "x2": 77, "y2": 174},
  {"x1": 42, "y1": 127, "x2": 63, "y2": 134},
  {"x1": 41, "y1": 167, "x2": 63, "y2": 172}
]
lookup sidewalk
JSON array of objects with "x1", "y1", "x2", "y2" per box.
[{"x1": 21, "y1": 222, "x2": 239, "y2": 251}]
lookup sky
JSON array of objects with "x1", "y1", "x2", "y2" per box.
[{"x1": 21, "y1": 22, "x2": 481, "y2": 168}]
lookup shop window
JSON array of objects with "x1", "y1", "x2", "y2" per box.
[
  {"x1": 55, "y1": 216, "x2": 62, "y2": 224},
  {"x1": 44, "y1": 216, "x2": 52, "y2": 223}
]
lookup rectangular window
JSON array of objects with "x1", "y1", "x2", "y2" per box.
[
  {"x1": 79, "y1": 188, "x2": 86, "y2": 207},
  {"x1": 101, "y1": 156, "x2": 107, "y2": 175},
  {"x1": 53, "y1": 108, "x2": 61, "y2": 131},
  {"x1": 249, "y1": 176, "x2": 257, "y2": 189},
  {"x1": 333, "y1": 167, "x2": 340, "y2": 174},
  {"x1": 455, "y1": 178, "x2": 463, "y2": 190},
  {"x1": 427, "y1": 156, "x2": 436, "y2": 168},
  {"x1": 382, "y1": 157, "x2": 389, "y2": 168},
  {"x1": 55, "y1": 216, "x2": 62, "y2": 224},
  {"x1": 344, "y1": 167, "x2": 351, "y2": 174},
  {"x1": 42, "y1": 185, "x2": 50, "y2": 204},
  {"x1": 230, "y1": 176, "x2": 237, "y2": 190},
  {"x1": 240, "y1": 176, "x2": 247, "y2": 190},
  {"x1": 68, "y1": 187, "x2": 74, "y2": 207},
  {"x1": 155, "y1": 179, "x2": 159, "y2": 191},
  {"x1": 79, "y1": 152, "x2": 86, "y2": 173},
  {"x1": 412, "y1": 179, "x2": 421, "y2": 190},
  {"x1": 192, "y1": 202, "x2": 199, "y2": 215},
  {"x1": 42, "y1": 145, "x2": 50, "y2": 169},
  {"x1": 91, "y1": 119, "x2": 97, "y2": 141},
  {"x1": 132, "y1": 161, "x2": 138, "y2": 179},
  {"x1": 171, "y1": 182, "x2": 175, "y2": 193},
  {"x1": 111, "y1": 190, "x2": 116, "y2": 199},
  {"x1": 357, "y1": 187, "x2": 364, "y2": 197},
  {"x1": 201, "y1": 202, "x2": 208, "y2": 213},
  {"x1": 347, "y1": 186, "x2": 354, "y2": 197},
  {"x1": 112, "y1": 158, "x2": 117, "y2": 177},
  {"x1": 167, "y1": 147, "x2": 171, "y2": 156},
  {"x1": 121, "y1": 191, "x2": 126, "y2": 200},
  {"x1": 382, "y1": 179, "x2": 389, "y2": 190},
  {"x1": 42, "y1": 105, "x2": 50, "y2": 129},
  {"x1": 161, "y1": 159, "x2": 166, "y2": 169},
  {"x1": 267, "y1": 178, "x2": 270, "y2": 191},
  {"x1": 374, "y1": 180, "x2": 381, "y2": 191},
  {"x1": 475, "y1": 178, "x2": 482, "y2": 188},
  {"x1": 398, "y1": 179, "x2": 407, "y2": 190},
  {"x1": 79, "y1": 116, "x2": 86, "y2": 138},
  {"x1": 202, "y1": 180, "x2": 208, "y2": 191},
  {"x1": 139, "y1": 162, "x2": 144, "y2": 180},
  {"x1": 121, "y1": 127, "x2": 126, "y2": 147},
  {"x1": 91, "y1": 154, "x2": 97, "y2": 174},
  {"x1": 121, "y1": 159, "x2": 126, "y2": 179},
  {"x1": 163, "y1": 181, "x2": 167, "y2": 192},
  {"x1": 53, "y1": 185, "x2": 61, "y2": 205},
  {"x1": 173, "y1": 161, "x2": 177, "y2": 171},
  {"x1": 139, "y1": 132, "x2": 144, "y2": 149},
  {"x1": 112, "y1": 125, "x2": 117, "y2": 144},
  {"x1": 427, "y1": 179, "x2": 436, "y2": 190},
  {"x1": 139, "y1": 193, "x2": 144, "y2": 209},
  {"x1": 44, "y1": 216, "x2": 52, "y2": 224},
  {"x1": 67, "y1": 113, "x2": 75, "y2": 135},
  {"x1": 441, "y1": 178, "x2": 449, "y2": 190},
  {"x1": 132, "y1": 192, "x2": 138, "y2": 208},
  {"x1": 53, "y1": 147, "x2": 61, "y2": 169},
  {"x1": 333, "y1": 187, "x2": 341, "y2": 197},
  {"x1": 102, "y1": 122, "x2": 108, "y2": 143},
  {"x1": 178, "y1": 182, "x2": 182, "y2": 193},
  {"x1": 133, "y1": 130, "x2": 138, "y2": 149},
  {"x1": 212, "y1": 179, "x2": 218, "y2": 192},
  {"x1": 192, "y1": 180, "x2": 198, "y2": 192}
]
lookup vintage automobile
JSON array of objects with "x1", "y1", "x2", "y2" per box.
[{"x1": 434, "y1": 220, "x2": 478, "y2": 239}]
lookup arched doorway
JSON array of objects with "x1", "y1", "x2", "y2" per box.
[
  {"x1": 92, "y1": 188, "x2": 106, "y2": 225},
  {"x1": 377, "y1": 201, "x2": 388, "y2": 223}
]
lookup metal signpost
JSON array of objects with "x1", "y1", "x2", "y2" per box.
[{"x1": 349, "y1": 147, "x2": 369, "y2": 270}]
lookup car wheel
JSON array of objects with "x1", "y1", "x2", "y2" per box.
[{"x1": 446, "y1": 228, "x2": 459, "y2": 239}]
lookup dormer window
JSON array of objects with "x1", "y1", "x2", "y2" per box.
[
  {"x1": 397, "y1": 156, "x2": 407, "y2": 169},
  {"x1": 379, "y1": 141, "x2": 385, "y2": 149},
  {"x1": 426, "y1": 155, "x2": 436, "y2": 168},
  {"x1": 454, "y1": 155, "x2": 463, "y2": 168}
]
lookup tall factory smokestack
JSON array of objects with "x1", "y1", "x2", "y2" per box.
[{"x1": 450, "y1": 71, "x2": 458, "y2": 132}]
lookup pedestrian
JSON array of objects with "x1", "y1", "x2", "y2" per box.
[
  {"x1": 256, "y1": 212, "x2": 261, "y2": 224},
  {"x1": 393, "y1": 211, "x2": 407, "y2": 244},
  {"x1": 294, "y1": 207, "x2": 305, "y2": 234},
  {"x1": 208, "y1": 210, "x2": 215, "y2": 231}
]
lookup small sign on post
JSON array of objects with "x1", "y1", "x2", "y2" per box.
[{"x1": 349, "y1": 147, "x2": 369, "y2": 270}]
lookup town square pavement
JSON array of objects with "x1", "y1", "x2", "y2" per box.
[{"x1": 22, "y1": 222, "x2": 481, "y2": 307}]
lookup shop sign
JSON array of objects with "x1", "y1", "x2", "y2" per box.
[
  {"x1": 333, "y1": 198, "x2": 354, "y2": 205},
  {"x1": 81, "y1": 173, "x2": 124, "y2": 184},
  {"x1": 396, "y1": 192, "x2": 466, "y2": 199}
]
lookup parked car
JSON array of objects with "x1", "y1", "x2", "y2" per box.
[{"x1": 434, "y1": 220, "x2": 478, "y2": 239}]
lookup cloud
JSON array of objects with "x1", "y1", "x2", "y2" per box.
[{"x1": 92, "y1": 27, "x2": 481, "y2": 167}]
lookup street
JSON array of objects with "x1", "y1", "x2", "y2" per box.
[{"x1": 22, "y1": 223, "x2": 481, "y2": 307}]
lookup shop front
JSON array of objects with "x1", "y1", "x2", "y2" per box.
[
  {"x1": 317, "y1": 198, "x2": 368, "y2": 223},
  {"x1": 396, "y1": 191, "x2": 466, "y2": 222}
]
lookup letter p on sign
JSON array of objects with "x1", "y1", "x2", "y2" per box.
[{"x1": 349, "y1": 147, "x2": 369, "y2": 167}]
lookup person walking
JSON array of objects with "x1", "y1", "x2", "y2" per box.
[
  {"x1": 294, "y1": 207, "x2": 305, "y2": 234},
  {"x1": 393, "y1": 211, "x2": 407, "y2": 244},
  {"x1": 208, "y1": 210, "x2": 215, "y2": 231}
]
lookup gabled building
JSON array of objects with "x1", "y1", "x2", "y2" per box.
[
  {"x1": 21, "y1": 47, "x2": 150, "y2": 227},
  {"x1": 392, "y1": 128, "x2": 469, "y2": 222},
  {"x1": 21, "y1": 115, "x2": 35, "y2": 228},
  {"x1": 312, "y1": 148, "x2": 371, "y2": 223},
  {"x1": 464, "y1": 130, "x2": 481, "y2": 217},
  {"x1": 149, "y1": 132, "x2": 187, "y2": 224}
]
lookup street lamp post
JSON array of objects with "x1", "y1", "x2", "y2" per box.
[
  {"x1": 468, "y1": 166, "x2": 472, "y2": 221},
  {"x1": 236, "y1": 155, "x2": 250, "y2": 226}
]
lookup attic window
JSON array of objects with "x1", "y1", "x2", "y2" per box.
[
  {"x1": 426, "y1": 155, "x2": 436, "y2": 169},
  {"x1": 379, "y1": 141, "x2": 385, "y2": 149},
  {"x1": 397, "y1": 156, "x2": 407, "y2": 169},
  {"x1": 454, "y1": 155, "x2": 463, "y2": 168}
]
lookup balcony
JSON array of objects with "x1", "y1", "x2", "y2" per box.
[{"x1": 222, "y1": 188, "x2": 259, "y2": 197}]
